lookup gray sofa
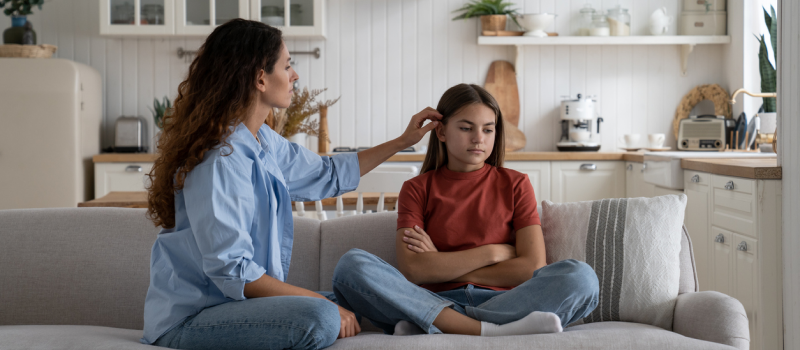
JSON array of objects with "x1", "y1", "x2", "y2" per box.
[{"x1": 0, "y1": 208, "x2": 749, "y2": 350}]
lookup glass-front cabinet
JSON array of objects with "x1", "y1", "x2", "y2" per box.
[
  {"x1": 175, "y1": 0, "x2": 249, "y2": 35},
  {"x1": 101, "y1": 0, "x2": 176, "y2": 35},
  {"x1": 250, "y1": 0, "x2": 324, "y2": 37},
  {"x1": 100, "y1": 0, "x2": 324, "y2": 37}
]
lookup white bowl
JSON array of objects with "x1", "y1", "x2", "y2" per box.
[{"x1": 517, "y1": 13, "x2": 556, "y2": 37}]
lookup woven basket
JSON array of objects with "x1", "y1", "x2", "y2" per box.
[{"x1": 0, "y1": 44, "x2": 58, "y2": 58}]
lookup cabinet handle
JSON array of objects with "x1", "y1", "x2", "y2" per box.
[
  {"x1": 691, "y1": 175, "x2": 700, "y2": 183},
  {"x1": 580, "y1": 164, "x2": 597, "y2": 171},
  {"x1": 714, "y1": 233, "x2": 725, "y2": 243},
  {"x1": 724, "y1": 181, "x2": 735, "y2": 190},
  {"x1": 641, "y1": 163, "x2": 647, "y2": 173},
  {"x1": 125, "y1": 165, "x2": 143, "y2": 173},
  {"x1": 737, "y1": 241, "x2": 748, "y2": 252},
  {"x1": 627, "y1": 164, "x2": 633, "y2": 171}
]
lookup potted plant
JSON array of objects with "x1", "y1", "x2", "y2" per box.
[
  {"x1": 148, "y1": 96, "x2": 172, "y2": 147},
  {"x1": 755, "y1": 5, "x2": 777, "y2": 151},
  {"x1": 452, "y1": 0, "x2": 521, "y2": 32},
  {"x1": 269, "y1": 87, "x2": 339, "y2": 149},
  {"x1": 1, "y1": 0, "x2": 44, "y2": 45}
]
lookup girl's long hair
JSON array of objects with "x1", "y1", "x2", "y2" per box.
[
  {"x1": 420, "y1": 84, "x2": 505, "y2": 175},
  {"x1": 146, "y1": 19, "x2": 283, "y2": 229}
]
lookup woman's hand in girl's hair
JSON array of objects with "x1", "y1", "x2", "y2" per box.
[
  {"x1": 403, "y1": 225, "x2": 439, "y2": 253},
  {"x1": 398, "y1": 107, "x2": 443, "y2": 148}
]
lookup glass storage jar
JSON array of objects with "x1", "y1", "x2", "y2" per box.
[
  {"x1": 589, "y1": 14, "x2": 610, "y2": 36},
  {"x1": 607, "y1": 5, "x2": 631, "y2": 36},
  {"x1": 578, "y1": 4, "x2": 596, "y2": 36}
]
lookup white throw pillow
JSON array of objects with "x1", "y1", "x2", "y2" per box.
[{"x1": 541, "y1": 194, "x2": 687, "y2": 330}]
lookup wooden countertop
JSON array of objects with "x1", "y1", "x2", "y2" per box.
[
  {"x1": 94, "y1": 151, "x2": 645, "y2": 163},
  {"x1": 79, "y1": 191, "x2": 399, "y2": 209},
  {"x1": 681, "y1": 158, "x2": 782, "y2": 179}
]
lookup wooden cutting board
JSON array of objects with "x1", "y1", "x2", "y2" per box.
[
  {"x1": 484, "y1": 60, "x2": 525, "y2": 151},
  {"x1": 484, "y1": 60, "x2": 520, "y2": 127}
]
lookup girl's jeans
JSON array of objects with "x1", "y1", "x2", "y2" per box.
[{"x1": 332, "y1": 248, "x2": 600, "y2": 334}]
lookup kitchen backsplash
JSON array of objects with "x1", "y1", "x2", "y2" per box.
[{"x1": 1, "y1": 0, "x2": 727, "y2": 152}]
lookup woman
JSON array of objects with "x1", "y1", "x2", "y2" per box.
[
  {"x1": 141, "y1": 19, "x2": 440, "y2": 350},
  {"x1": 332, "y1": 84, "x2": 600, "y2": 336}
]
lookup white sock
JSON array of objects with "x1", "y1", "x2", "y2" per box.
[
  {"x1": 480, "y1": 311, "x2": 563, "y2": 337},
  {"x1": 394, "y1": 320, "x2": 426, "y2": 336}
]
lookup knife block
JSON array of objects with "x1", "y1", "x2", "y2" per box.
[{"x1": 318, "y1": 106, "x2": 330, "y2": 153}]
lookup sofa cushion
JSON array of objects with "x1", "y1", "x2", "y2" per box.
[
  {"x1": 287, "y1": 216, "x2": 322, "y2": 291},
  {"x1": 0, "y1": 325, "x2": 152, "y2": 350},
  {"x1": 325, "y1": 322, "x2": 736, "y2": 350},
  {"x1": 541, "y1": 195, "x2": 688, "y2": 330}
]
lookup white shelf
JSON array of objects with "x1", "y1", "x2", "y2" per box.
[
  {"x1": 480, "y1": 35, "x2": 731, "y2": 77},
  {"x1": 477, "y1": 35, "x2": 731, "y2": 46}
]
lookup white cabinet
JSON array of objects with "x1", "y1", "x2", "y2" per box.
[
  {"x1": 176, "y1": 0, "x2": 249, "y2": 35},
  {"x1": 504, "y1": 161, "x2": 551, "y2": 208},
  {"x1": 550, "y1": 161, "x2": 625, "y2": 203},
  {"x1": 100, "y1": 0, "x2": 325, "y2": 38},
  {"x1": 625, "y1": 161, "x2": 655, "y2": 198},
  {"x1": 250, "y1": 0, "x2": 325, "y2": 37},
  {"x1": 686, "y1": 170, "x2": 782, "y2": 350},
  {"x1": 94, "y1": 162, "x2": 153, "y2": 198},
  {"x1": 684, "y1": 170, "x2": 710, "y2": 290}
]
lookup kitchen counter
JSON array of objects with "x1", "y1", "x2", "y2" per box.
[
  {"x1": 681, "y1": 158, "x2": 782, "y2": 179},
  {"x1": 93, "y1": 152, "x2": 781, "y2": 179},
  {"x1": 93, "y1": 151, "x2": 644, "y2": 163}
]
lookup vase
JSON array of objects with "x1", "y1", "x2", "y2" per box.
[
  {"x1": 480, "y1": 15, "x2": 507, "y2": 32},
  {"x1": 3, "y1": 16, "x2": 36, "y2": 45},
  {"x1": 287, "y1": 132, "x2": 308, "y2": 149}
]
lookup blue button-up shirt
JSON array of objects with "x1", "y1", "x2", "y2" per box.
[{"x1": 141, "y1": 123, "x2": 360, "y2": 344}]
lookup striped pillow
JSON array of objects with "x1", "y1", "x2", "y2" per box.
[{"x1": 541, "y1": 194, "x2": 687, "y2": 330}]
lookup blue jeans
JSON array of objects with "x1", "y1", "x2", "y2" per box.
[
  {"x1": 332, "y1": 248, "x2": 599, "y2": 334},
  {"x1": 153, "y1": 294, "x2": 340, "y2": 350}
]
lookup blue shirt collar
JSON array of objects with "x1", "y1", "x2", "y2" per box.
[{"x1": 230, "y1": 122, "x2": 269, "y2": 154}]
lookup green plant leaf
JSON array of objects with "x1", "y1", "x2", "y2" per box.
[{"x1": 757, "y1": 34, "x2": 777, "y2": 112}]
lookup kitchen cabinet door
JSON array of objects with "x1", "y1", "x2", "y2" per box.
[
  {"x1": 550, "y1": 161, "x2": 625, "y2": 203},
  {"x1": 625, "y1": 162, "x2": 655, "y2": 198},
  {"x1": 684, "y1": 170, "x2": 710, "y2": 290},
  {"x1": 94, "y1": 162, "x2": 154, "y2": 199},
  {"x1": 504, "y1": 161, "x2": 551, "y2": 209},
  {"x1": 176, "y1": 0, "x2": 250, "y2": 35},
  {"x1": 732, "y1": 233, "x2": 759, "y2": 350},
  {"x1": 708, "y1": 225, "x2": 733, "y2": 296},
  {"x1": 101, "y1": 0, "x2": 176, "y2": 35},
  {"x1": 250, "y1": 0, "x2": 325, "y2": 38}
]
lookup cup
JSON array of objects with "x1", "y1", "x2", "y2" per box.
[
  {"x1": 648, "y1": 133, "x2": 666, "y2": 148},
  {"x1": 570, "y1": 130, "x2": 591, "y2": 142},
  {"x1": 619, "y1": 134, "x2": 641, "y2": 148}
]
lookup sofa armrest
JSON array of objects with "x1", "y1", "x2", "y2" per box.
[{"x1": 672, "y1": 291, "x2": 749, "y2": 350}]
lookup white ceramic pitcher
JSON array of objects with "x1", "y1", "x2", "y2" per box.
[{"x1": 649, "y1": 7, "x2": 671, "y2": 35}]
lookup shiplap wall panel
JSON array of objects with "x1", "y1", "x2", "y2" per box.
[{"x1": 0, "y1": 0, "x2": 727, "y2": 152}]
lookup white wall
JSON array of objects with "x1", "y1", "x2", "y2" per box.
[{"x1": 0, "y1": 0, "x2": 729, "y2": 152}]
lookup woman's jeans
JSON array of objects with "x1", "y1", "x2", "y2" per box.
[
  {"x1": 332, "y1": 248, "x2": 600, "y2": 335},
  {"x1": 153, "y1": 294, "x2": 341, "y2": 350}
]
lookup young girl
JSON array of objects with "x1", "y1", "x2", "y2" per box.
[{"x1": 332, "y1": 84, "x2": 599, "y2": 337}]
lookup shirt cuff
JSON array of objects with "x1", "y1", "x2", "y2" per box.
[
  {"x1": 221, "y1": 258, "x2": 267, "y2": 301},
  {"x1": 331, "y1": 153, "x2": 360, "y2": 194}
]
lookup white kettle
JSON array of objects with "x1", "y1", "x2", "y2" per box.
[{"x1": 649, "y1": 7, "x2": 671, "y2": 35}]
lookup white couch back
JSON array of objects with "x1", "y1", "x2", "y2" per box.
[{"x1": 0, "y1": 208, "x2": 697, "y2": 330}]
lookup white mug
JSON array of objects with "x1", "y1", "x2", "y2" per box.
[
  {"x1": 648, "y1": 133, "x2": 666, "y2": 148},
  {"x1": 570, "y1": 130, "x2": 591, "y2": 142},
  {"x1": 618, "y1": 134, "x2": 641, "y2": 148}
]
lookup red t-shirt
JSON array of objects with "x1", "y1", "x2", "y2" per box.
[{"x1": 396, "y1": 164, "x2": 541, "y2": 293}]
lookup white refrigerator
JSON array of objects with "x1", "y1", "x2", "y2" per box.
[{"x1": 0, "y1": 58, "x2": 102, "y2": 209}]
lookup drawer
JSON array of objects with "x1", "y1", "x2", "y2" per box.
[
  {"x1": 94, "y1": 162, "x2": 153, "y2": 198},
  {"x1": 711, "y1": 175, "x2": 756, "y2": 237},
  {"x1": 684, "y1": 170, "x2": 710, "y2": 188},
  {"x1": 683, "y1": 0, "x2": 726, "y2": 12}
]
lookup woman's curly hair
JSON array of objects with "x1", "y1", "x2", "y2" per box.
[{"x1": 146, "y1": 19, "x2": 283, "y2": 229}]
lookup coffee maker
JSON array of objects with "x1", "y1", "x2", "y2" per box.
[{"x1": 557, "y1": 93, "x2": 604, "y2": 152}]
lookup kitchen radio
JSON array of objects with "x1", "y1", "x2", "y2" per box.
[{"x1": 677, "y1": 117, "x2": 726, "y2": 151}]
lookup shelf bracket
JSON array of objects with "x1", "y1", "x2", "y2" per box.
[{"x1": 680, "y1": 44, "x2": 695, "y2": 77}]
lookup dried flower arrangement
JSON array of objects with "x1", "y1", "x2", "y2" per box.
[{"x1": 270, "y1": 87, "x2": 340, "y2": 142}]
